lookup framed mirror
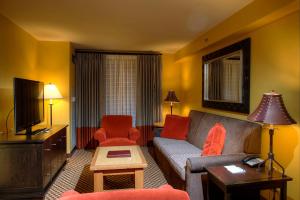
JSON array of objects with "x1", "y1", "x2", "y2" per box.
[{"x1": 202, "y1": 38, "x2": 250, "y2": 113}]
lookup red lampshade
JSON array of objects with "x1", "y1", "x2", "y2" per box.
[
  {"x1": 247, "y1": 91, "x2": 296, "y2": 125},
  {"x1": 164, "y1": 91, "x2": 180, "y2": 103}
]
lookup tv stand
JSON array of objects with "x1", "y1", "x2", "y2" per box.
[{"x1": 0, "y1": 125, "x2": 68, "y2": 200}]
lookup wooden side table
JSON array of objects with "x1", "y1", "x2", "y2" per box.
[
  {"x1": 205, "y1": 163, "x2": 292, "y2": 200},
  {"x1": 153, "y1": 121, "x2": 164, "y2": 137},
  {"x1": 148, "y1": 122, "x2": 164, "y2": 157}
]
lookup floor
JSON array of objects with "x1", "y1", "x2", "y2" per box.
[{"x1": 44, "y1": 147, "x2": 167, "y2": 200}]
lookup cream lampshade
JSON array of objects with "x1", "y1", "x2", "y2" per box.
[{"x1": 44, "y1": 83, "x2": 63, "y2": 127}]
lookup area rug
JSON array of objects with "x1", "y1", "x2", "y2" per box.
[{"x1": 44, "y1": 147, "x2": 167, "y2": 200}]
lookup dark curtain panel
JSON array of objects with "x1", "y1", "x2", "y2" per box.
[
  {"x1": 136, "y1": 55, "x2": 162, "y2": 145},
  {"x1": 75, "y1": 52, "x2": 105, "y2": 148},
  {"x1": 208, "y1": 59, "x2": 223, "y2": 100}
]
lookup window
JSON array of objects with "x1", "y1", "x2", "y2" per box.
[{"x1": 104, "y1": 55, "x2": 137, "y2": 125}]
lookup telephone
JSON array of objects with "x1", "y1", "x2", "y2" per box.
[{"x1": 242, "y1": 155, "x2": 265, "y2": 168}]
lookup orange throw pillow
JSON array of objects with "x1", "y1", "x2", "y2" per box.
[
  {"x1": 161, "y1": 115, "x2": 190, "y2": 140},
  {"x1": 202, "y1": 123, "x2": 226, "y2": 156}
]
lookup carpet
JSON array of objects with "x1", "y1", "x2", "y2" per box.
[{"x1": 44, "y1": 147, "x2": 167, "y2": 200}]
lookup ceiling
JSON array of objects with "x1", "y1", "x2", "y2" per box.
[{"x1": 0, "y1": 0, "x2": 253, "y2": 53}]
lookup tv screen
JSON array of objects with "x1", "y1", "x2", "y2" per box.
[{"x1": 14, "y1": 78, "x2": 44, "y2": 134}]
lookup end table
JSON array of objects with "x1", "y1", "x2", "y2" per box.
[
  {"x1": 147, "y1": 122, "x2": 164, "y2": 156},
  {"x1": 205, "y1": 163, "x2": 292, "y2": 200}
]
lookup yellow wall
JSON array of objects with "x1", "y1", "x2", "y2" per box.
[
  {"x1": 0, "y1": 14, "x2": 38, "y2": 133},
  {"x1": 169, "y1": 10, "x2": 300, "y2": 200},
  {"x1": 161, "y1": 54, "x2": 183, "y2": 119},
  {"x1": 36, "y1": 41, "x2": 72, "y2": 153},
  {"x1": 0, "y1": 14, "x2": 73, "y2": 153}
]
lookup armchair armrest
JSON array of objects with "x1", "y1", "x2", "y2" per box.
[
  {"x1": 186, "y1": 153, "x2": 247, "y2": 173},
  {"x1": 94, "y1": 128, "x2": 107, "y2": 143},
  {"x1": 59, "y1": 190, "x2": 79, "y2": 199},
  {"x1": 129, "y1": 128, "x2": 140, "y2": 141}
]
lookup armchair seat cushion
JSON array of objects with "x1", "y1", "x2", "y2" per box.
[{"x1": 100, "y1": 138, "x2": 137, "y2": 147}]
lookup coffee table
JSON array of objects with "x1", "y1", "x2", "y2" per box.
[{"x1": 90, "y1": 145, "x2": 148, "y2": 192}]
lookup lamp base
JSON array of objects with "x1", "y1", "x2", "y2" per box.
[
  {"x1": 49, "y1": 102, "x2": 53, "y2": 128},
  {"x1": 258, "y1": 128, "x2": 285, "y2": 177},
  {"x1": 258, "y1": 155, "x2": 285, "y2": 177}
]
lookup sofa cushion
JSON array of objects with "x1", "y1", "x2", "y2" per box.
[
  {"x1": 153, "y1": 137, "x2": 200, "y2": 156},
  {"x1": 161, "y1": 115, "x2": 190, "y2": 140},
  {"x1": 153, "y1": 137, "x2": 186, "y2": 147},
  {"x1": 169, "y1": 153, "x2": 200, "y2": 180},
  {"x1": 153, "y1": 137, "x2": 201, "y2": 180},
  {"x1": 202, "y1": 123, "x2": 226, "y2": 156}
]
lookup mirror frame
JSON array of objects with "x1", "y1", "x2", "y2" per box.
[{"x1": 202, "y1": 38, "x2": 251, "y2": 114}]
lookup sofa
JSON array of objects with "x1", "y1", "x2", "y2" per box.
[
  {"x1": 153, "y1": 110, "x2": 262, "y2": 200},
  {"x1": 58, "y1": 184, "x2": 190, "y2": 200}
]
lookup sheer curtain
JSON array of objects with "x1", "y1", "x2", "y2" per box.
[
  {"x1": 222, "y1": 59, "x2": 242, "y2": 102},
  {"x1": 104, "y1": 55, "x2": 137, "y2": 125}
]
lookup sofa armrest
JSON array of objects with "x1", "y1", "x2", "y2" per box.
[
  {"x1": 129, "y1": 128, "x2": 140, "y2": 141},
  {"x1": 187, "y1": 153, "x2": 247, "y2": 173},
  {"x1": 94, "y1": 128, "x2": 107, "y2": 143}
]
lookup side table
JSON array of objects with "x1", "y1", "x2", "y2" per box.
[
  {"x1": 205, "y1": 163, "x2": 292, "y2": 200},
  {"x1": 153, "y1": 121, "x2": 164, "y2": 137},
  {"x1": 147, "y1": 122, "x2": 164, "y2": 157}
]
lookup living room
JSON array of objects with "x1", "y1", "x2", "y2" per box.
[{"x1": 0, "y1": 0, "x2": 299, "y2": 200}]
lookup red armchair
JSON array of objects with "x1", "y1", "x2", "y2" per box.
[
  {"x1": 94, "y1": 115, "x2": 140, "y2": 146},
  {"x1": 58, "y1": 185, "x2": 190, "y2": 200}
]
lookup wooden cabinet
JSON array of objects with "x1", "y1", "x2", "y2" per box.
[{"x1": 0, "y1": 125, "x2": 67, "y2": 200}]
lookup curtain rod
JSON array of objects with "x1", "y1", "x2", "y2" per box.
[{"x1": 75, "y1": 49, "x2": 162, "y2": 55}]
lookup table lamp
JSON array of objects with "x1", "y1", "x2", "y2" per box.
[
  {"x1": 247, "y1": 91, "x2": 296, "y2": 176},
  {"x1": 44, "y1": 83, "x2": 63, "y2": 127},
  {"x1": 164, "y1": 91, "x2": 180, "y2": 115}
]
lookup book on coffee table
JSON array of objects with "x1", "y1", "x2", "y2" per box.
[{"x1": 107, "y1": 150, "x2": 131, "y2": 158}]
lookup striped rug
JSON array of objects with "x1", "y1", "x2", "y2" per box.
[{"x1": 44, "y1": 147, "x2": 167, "y2": 200}]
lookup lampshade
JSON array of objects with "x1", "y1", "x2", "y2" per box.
[
  {"x1": 247, "y1": 91, "x2": 296, "y2": 125},
  {"x1": 44, "y1": 83, "x2": 63, "y2": 99},
  {"x1": 164, "y1": 91, "x2": 180, "y2": 103}
]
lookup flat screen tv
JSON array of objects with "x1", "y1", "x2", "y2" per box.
[{"x1": 14, "y1": 78, "x2": 44, "y2": 134}]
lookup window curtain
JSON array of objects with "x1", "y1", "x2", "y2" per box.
[
  {"x1": 208, "y1": 59, "x2": 223, "y2": 100},
  {"x1": 75, "y1": 53, "x2": 105, "y2": 148},
  {"x1": 105, "y1": 55, "x2": 137, "y2": 125},
  {"x1": 136, "y1": 55, "x2": 162, "y2": 145},
  {"x1": 74, "y1": 52, "x2": 162, "y2": 148}
]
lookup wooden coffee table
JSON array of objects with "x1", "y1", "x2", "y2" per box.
[{"x1": 90, "y1": 145, "x2": 148, "y2": 192}]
